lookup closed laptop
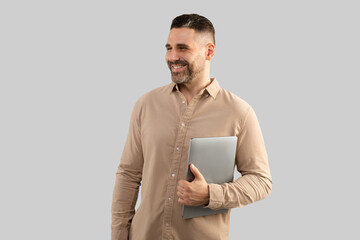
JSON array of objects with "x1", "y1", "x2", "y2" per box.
[{"x1": 182, "y1": 136, "x2": 238, "y2": 219}]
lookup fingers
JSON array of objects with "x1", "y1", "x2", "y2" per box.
[
  {"x1": 190, "y1": 164, "x2": 204, "y2": 180},
  {"x1": 177, "y1": 179, "x2": 187, "y2": 188},
  {"x1": 177, "y1": 189, "x2": 191, "y2": 205},
  {"x1": 177, "y1": 183, "x2": 187, "y2": 198},
  {"x1": 178, "y1": 197, "x2": 186, "y2": 205},
  {"x1": 177, "y1": 188, "x2": 186, "y2": 205},
  {"x1": 177, "y1": 181, "x2": 190, "y2": 204}
]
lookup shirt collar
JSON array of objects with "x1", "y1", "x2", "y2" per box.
[{"x1": 169, "y1": 78, "x2": 221, "y2": 99}]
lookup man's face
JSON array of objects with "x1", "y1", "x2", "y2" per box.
[{"x1": 165, "y1": 28, "x2": 206, "y2": 84}]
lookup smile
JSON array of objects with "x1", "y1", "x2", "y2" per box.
[{"x1": 171, "y1": 64, "x2": 187, "y2": 72}]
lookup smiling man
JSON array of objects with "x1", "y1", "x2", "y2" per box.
[{"x1": 111, "y1": 14, "x2": 272, "y2": 240}]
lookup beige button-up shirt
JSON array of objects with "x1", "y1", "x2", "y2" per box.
[{"x1": 111, "y1": 78, "x2": 272, "y2": 240}]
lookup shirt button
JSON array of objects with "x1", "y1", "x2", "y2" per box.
[
  {"x1": 176, "y1": 147, "x2": 180, "y2": 151},
  {"x1": 171, "y1": 173, "x2": 175, "y2": 177},
  {"x1": 168, "y1": 197, "x2": 172, "y2": 201},
  {"x1": 165, "y1": 223, "x2": 169, "y2": 227},
  {"x1": 181, "y1": 123, "x2": 185, "y2": 127},
  {"x1": 182, "y1": 100, "x2": 186, "y2": 104},
  {"x1": 206, "y1": 94, "x2": 209, "y2": 97}
]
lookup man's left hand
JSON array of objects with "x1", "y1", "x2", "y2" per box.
[{"x1": 177, "y1": 164, "x2": 210, "y2": 206}]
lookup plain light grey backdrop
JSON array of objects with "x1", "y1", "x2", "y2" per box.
[{"x1": 1, "y1": 0, "x2": 359, "y2": 239}]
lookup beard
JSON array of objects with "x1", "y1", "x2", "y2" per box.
[{"x1": 168, "y1": 59, "x2": 203, "y2": 84}]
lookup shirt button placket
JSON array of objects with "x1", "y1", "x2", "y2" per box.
[{"x1": 163, "y1": 95, "x2": 200, "y2": 240}]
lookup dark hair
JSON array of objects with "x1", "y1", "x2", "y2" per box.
[{"x1": 170, "y1": 14, "x2": 215, "y2": 45}]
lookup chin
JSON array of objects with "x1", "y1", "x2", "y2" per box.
[
  {"x1": 172, "y1": 77, "x2": 190, "y2": 84},
  {"x1": 171, "y1": 75, "x2": 185, "y2": 84}
]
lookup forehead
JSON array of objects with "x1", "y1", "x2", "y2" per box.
[{"x1": 167, "y1": 27, "x2": 197, "y2": 45}]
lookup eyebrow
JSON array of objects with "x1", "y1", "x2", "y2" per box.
[{"x1": 165, "y1": 43, "x2": 190, "y2": 49}]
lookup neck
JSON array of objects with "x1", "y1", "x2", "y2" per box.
[{"x1": 178, "y1": 72, "x2": 212, "y2": 103}]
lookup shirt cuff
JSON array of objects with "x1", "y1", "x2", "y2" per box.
[{"x1": 204, "y1": 183, "x2": 223, "y2": 210}]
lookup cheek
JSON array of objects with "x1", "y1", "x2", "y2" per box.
[{"x1": 165, "y1": 56, "x2": 171, "y2": 67}]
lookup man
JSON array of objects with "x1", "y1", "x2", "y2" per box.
[{"x1": 111, "y1": 14, "x2": 272, "y2": 240}]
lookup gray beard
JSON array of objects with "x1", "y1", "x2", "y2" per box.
[
  {"x1": 171, "y1": 66, "x2": 200, "y2": 85},
  {"x1": 171, "y1": 73, "x2": 193, "y2": 84}
]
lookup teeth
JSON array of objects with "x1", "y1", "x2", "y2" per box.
[{"x1": 173, "y1": 65, "x2": 185, "y2": 69}]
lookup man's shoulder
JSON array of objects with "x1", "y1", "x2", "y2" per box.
[
  {"x1": 134, "y1": 83, "x2": 172, "y2": 106},
  {"x1": 145, "y1": 83, "x2": 171, "y2": 98},
  {"x1": 220, "y1": 87, "x2": 252, "y2": 115}
]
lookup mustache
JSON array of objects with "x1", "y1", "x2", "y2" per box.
[{"x1": 168, "y1": 60, "x2": 189, "y2": 66}]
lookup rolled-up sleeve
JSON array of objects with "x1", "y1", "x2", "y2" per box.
[
  {"x1": 205, "y1": 106, "x2": 272, "y2": 210},
  {"x1": 111, "y1": 98, "x2": 144, "y2": 240}
]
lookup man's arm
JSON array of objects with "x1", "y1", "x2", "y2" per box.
[
  {"x1": 111, "y1": 99, "x2": 144, "y2": 240},
  {"x1": 205, "y1": 106, "x2": 272, "y2": 210}
]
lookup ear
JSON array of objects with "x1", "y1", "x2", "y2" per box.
[{"x1": 205, "y1": 43, "x2": 215, "y2": 61}]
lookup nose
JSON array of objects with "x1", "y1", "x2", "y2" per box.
[{"x1": 166, "y1": 49, "x2": 180, "y2": 63}]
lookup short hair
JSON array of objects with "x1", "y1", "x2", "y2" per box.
[{"x1": 170, "y1": 14, "x2": 215, "y2": 45}]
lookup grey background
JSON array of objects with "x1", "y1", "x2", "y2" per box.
[{"x1": 1, "y1": 0, "x2": 359, "y2": 239}]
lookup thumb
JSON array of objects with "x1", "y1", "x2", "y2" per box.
[{"x1": 190, "y1": 164, "x2": 204, "y2": 181}]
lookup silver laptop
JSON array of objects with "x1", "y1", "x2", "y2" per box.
[{"x1": 182, "y1": 136, "x2": 238, "y2": 219}]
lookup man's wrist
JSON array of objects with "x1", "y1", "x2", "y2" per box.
[{"x1": 204, "y1": 184, "x2": 210, "y2": 205}]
